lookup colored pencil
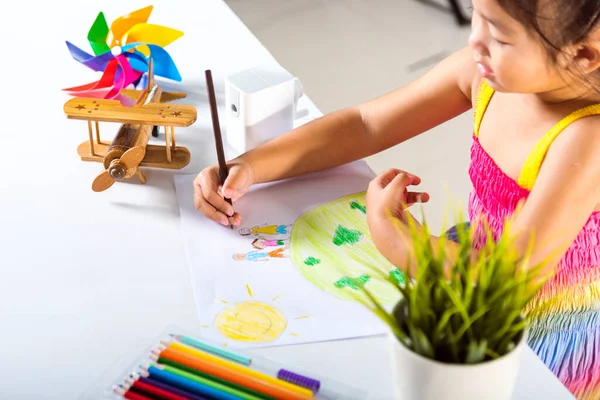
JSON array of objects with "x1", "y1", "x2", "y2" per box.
[
  {"x1": 114, "y1": 387, "x2": 153, "y2": 400},
  {"x1": 167, "y1": 342, "x2": 313, "y2": 396},
  {"x1": 151, "y1": 361, "x2": 267, "y2": 400},
  {"x1": 156, "y1": 356, "x2": 269, "y2": 399},
  {"x1": 170, "y1": 334, "x2": 251, "y2": 365},
  {"x1": 205, "y1": 69, "x2": 233, "y2": 229},
  {"x1": 156, "y1": 346, "x2": 315, "y2": 400},
  {"x1": 144, "y1": 364, "x2": 245, "y2": 400},
  {"x1": 126, "y1": 378, "x2": 189, "y2": 400},
  {"x1": 127, "y1": 375, "x2": 210, "y2": 400}
]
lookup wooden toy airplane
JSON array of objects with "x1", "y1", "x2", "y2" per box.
[{"x1": 63, "y1": 59, "x2": 197, "y2": 192}]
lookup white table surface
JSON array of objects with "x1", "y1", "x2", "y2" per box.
[{"x1": 0, "y1": 0, "x2": 574, "y2": 399}]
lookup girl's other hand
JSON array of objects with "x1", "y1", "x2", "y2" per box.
[{"x1": 366, "y1": 168, "x2": 430, "y2": 222}]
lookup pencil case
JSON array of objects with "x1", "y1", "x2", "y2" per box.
[{"x1": 79, "y1": 324, "x2": 367, "y2": 400}]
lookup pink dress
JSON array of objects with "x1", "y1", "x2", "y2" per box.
[{"x1": 468, "y1": 80, "x2": 600, "y2": 399}]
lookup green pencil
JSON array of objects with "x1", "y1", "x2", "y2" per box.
[{"x1": 154, "y1": 358, "x2": 273, "y2": 400}]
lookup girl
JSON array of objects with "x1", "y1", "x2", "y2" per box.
[{"x1": 193, "y1": 0, "x2": 600, "y2": 397}]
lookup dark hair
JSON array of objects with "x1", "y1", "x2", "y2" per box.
[
  {"x1": 497, "y1": 0, "x2": 600, "y2": 91},
  {"x1": 497, "y1": 0, "x2": 600, "y2": 59}
]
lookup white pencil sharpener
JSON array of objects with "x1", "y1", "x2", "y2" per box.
[{"x1": 224, "y1": 63, "x2": 307, "y2": 154}]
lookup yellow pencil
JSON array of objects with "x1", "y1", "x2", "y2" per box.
[{"x1": 162, "y1": 340, "x2": 314, "y2": 397}]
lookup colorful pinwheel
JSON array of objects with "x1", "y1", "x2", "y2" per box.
[{"x1": 63, "y1": 6, "x2": 183, "y2": 105}]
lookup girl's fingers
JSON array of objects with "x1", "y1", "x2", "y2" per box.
[
  {"x1": 385, "y1": 172, "x2": 415, "y2": 197},
  {"x1": 371, "y1": 169, "x2": 422, "y2": 191},
  {"x1": 408, "y1": 174, "x2": 422, "y2": 185},
  {"x1": 193, "y1": 192, "x2": 230, "y2": 226},
  {"x1": 231, "y1": 213, "x2": 242, "y2": 227},
  {"x1": 405, "y1": 191, "x2": 430, "y2": 205},
  {"x1": 203, "y1": 184, "x2": 234, "y2": 217}
]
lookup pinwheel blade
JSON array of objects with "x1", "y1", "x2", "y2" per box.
[
  {"x1": 123, "y1": 50, "x2": 148, "y2": 73},
  {"x1": 134, "y1": 73, "x2": 148, "y2": 90},
  {"x1": 65, "y1": 41, "x2": 113, "y2": 71},
  {"x1": 64, "y1": 87, "x2": 114, "y2": 99},
  {"x1": 104, "y1": 54, "x2": 142, "y2": 99},
  {"x1": 119, "y1": 42, "x2": 180, "y2": 81},
  {"x1": 62, "y1": 59, "x2": 118, "y2": 94},
  {"x1": 121, "y1": 23, "x2": 183, "y2": 56},
  {"x1": 107, "y1": 5, "x2": 153, "y2": 47},
  {"x1": 87, "y1": 12, "x2": 110, "y2": 56},
  {"x1": 146, "y1": 44, "x2": 181, "y2": 81}
]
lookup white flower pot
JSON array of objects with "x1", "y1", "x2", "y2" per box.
[{"x1": 388, "y1": 329, "x2": 527, "y2": 400}]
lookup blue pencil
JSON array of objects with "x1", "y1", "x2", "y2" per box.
[
  {"x1": 170, "y1": 333, "x2": 251, "y2": 365},
  {"x1": 137, "y1": 375, "x2": 209, "y2": 400}
]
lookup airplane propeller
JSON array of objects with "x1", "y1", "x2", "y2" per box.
[{"x1": 92, "y1": 146, "x2": 146, "y2": 192}]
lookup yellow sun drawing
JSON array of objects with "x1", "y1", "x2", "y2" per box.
[{"x1": 211, "y1": 284, "x2": 310, "y2": 344}]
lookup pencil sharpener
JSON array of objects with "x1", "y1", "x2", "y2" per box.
[{"x1": 224, "y1": 63, "x2": 308, "y2": 154}]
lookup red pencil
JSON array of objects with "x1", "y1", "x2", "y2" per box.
[
  {"x1": 114, "y1": 387, "x2": 153, "y2": 400},
  {"x1": 130, "y1": 379, "x2": 189, "y2": 400}
]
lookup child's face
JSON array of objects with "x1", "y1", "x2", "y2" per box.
[{"x1": 468, "y1": 0, "x2": 574, "y2": 98}]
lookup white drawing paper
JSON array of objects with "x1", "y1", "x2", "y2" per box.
[{"x1": 174, "y1": 161, "x2": 402, "y2": 349}]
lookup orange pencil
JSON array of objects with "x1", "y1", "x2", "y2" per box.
[
  {"x1": 164, "y1": 341, "x2": 313, "y2": 397},
  {"x1": 156, "y1": 346, "x2": 315, "y2": 400}
]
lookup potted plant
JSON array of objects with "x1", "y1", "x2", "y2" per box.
[{"x1": 353, "y1": 210, "x2": 553, "y2": 400}]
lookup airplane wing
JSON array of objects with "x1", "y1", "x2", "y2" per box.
[
  {"x1": 64, "y1": 97, "x2": 197, "y2": 127},
  {"x1": 159, "y1": 91, "x2": 188, "y2": 103},
  {"x1": 119, "y1": 89, "x2": 188, "y2": 103}
]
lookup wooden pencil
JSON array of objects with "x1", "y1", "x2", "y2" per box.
[
  {"x1": 205, "y1": 69, "x2": 233, "y2": 229},
  {"x1": 113, "y1": 386, "x2": 153, "y2": 400},
  {"x1": 166, "y1": 341, "x2": 313, "y2": 396},
  {"x1": 141, "y1": 364, "x2": 246, "y2": 400},
  {"x1": 126, "y1": 375, "x2": 209, "y2": 400},
  {"x1": 155, "y1": 346, "x2": 315, "y2": 400},
  {"x1": 153, "y1": 356, "x2": 269, "y2": 400}
]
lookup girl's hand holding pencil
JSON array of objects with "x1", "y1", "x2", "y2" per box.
[
  {"x1": 195, "y1": 69, "x2": 256, "y2": 229},
  {"x1": 193, "y1": 159, "x2": 253, "y2": 227}
]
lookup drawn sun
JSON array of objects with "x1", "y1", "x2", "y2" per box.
[{"x1": 205, "y1": 284, "x2": 310, "y2": 346}]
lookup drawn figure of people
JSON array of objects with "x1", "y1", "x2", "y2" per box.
[
  {"x1": 232, "y1": 247, "x2": 288, "y2": 262},
  {"x1": 238, "y1": 224, "x2": 291, "y2": 237},
  {"x1": 251, "y1": 237, "x2": 287, "y2": 250}
]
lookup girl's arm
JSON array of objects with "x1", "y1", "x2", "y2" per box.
[
  {"x1": 237, "y1": 46, "x2": 476, "y2": 184},
  {"x1": 367, "y1": 116, "x2": 600, "y2": 276},
  {"x1": 503, "y1": 115, "x2": 600, "y2": 272}
]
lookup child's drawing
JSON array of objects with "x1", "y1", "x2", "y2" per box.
[
  {"x1": 238, "y1": 224, "x2": 292, "y2": 237},
  {"x1": 215, "y1": 301, "x2": 287, "y2": 343},
  {"x1": 233, "y1": 224, "x2": 291, "y2": 262},
  {"x1": 332, "y1": 224, "x2": 364, "y2": 246},
  {"x1": 232, "y1": 246, "x2": 288, "y2": 262},
  {"x1": 211, "y1": 284, "x2": 309, "y2": 345},
  {"x1": 289, "y1": 192, "x2": 403, "y2": 304},
  {"x1": 251, "y1": 237, "x2": 287, "y2": 249},
  {"x1": 349, "y1": 200, "x2": 366, "y2": 214},
  {"x1": 174, "y1": 163, "x2": 393, "y2": 350}
]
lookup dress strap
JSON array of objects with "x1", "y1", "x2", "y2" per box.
[
  {"x1": 518, "y1": 104, "x2": 600, "y2": 191},
  {"x1": 474, "y1": 79, "x2": 495, "y2": 138}
]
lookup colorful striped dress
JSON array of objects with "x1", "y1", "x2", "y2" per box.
[{"x1": 465, "y1": 80, "x2": 600, "y2": 399}]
